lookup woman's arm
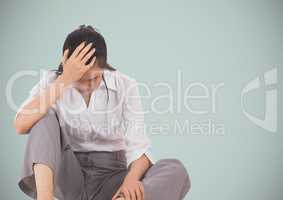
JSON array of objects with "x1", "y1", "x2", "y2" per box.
[
  {"x1": 14, "y1": 41, "x2": 96, "y2": 134},
  {"x1": 126, "y1": 154, "x2": 152, "y2": 181},
  {"x1": 112, "y1": 77, "x2": 155, "y2": 200},
  {"x1": 14, "y1": 76, "x2": 71, "y2": 134}
]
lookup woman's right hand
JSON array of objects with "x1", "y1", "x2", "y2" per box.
[{"x1": 60, "y1": 41, "x2": 96, "y2": 85}]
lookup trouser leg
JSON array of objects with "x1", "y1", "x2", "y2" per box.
[
  {"x1": 18, "y1": 111, "x2": 85, "y2": 200},
  {"x1": 142, "y1": 159, "x2": 191, "y2": 200}
]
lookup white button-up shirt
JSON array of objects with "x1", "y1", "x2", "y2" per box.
[{"x1": 16, "y1": 68, "x2": 155, "y2": 167}]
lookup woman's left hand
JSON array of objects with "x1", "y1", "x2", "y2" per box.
[{"x1": 112, "y1": 179, "x2": 145, "y2": 200}]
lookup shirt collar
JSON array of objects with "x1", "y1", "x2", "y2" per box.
[{"x1": 102, "y1": 69, "x2": 117, "y2": 91}]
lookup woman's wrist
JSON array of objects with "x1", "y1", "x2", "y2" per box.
[
  {"x1": 124, "y1": 172, "x2": 140, "y2": 182},
  {"x1": 124, "y1": 162, "x2": 146, "y2": 182},
  {"x1": 55, "y1": 75, "x2": 72, "y2": 89}
]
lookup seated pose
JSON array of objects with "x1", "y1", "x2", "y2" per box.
[{"x1": 14, "y1": 25, "x2": 191, "y2": 200}]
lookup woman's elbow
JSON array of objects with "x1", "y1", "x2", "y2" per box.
[{"x1": 13, "y1": 118, "x2": 29, "y2": 135}]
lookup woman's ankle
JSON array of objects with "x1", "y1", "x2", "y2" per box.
[{"x1": 34, "y1": 163, "x2": 54, "y2": 200}]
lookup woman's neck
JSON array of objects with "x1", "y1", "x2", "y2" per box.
[{"x1": 79, "y1": 73, "x2": 103, "y2": 96}]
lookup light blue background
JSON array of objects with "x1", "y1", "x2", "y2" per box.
[{"x1": 1, "y1": 0, "x2": 282, "y2": 199}]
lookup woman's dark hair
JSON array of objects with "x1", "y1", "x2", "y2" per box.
[{"x1": 56, "y1": 24, "x2": 116, "y2": 102}]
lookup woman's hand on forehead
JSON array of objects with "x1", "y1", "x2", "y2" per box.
[{"x1": 59, "y1": 41, "x2": 97, "y2": 85}]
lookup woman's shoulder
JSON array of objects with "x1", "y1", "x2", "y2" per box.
[
  {"x1": 29, "y1": 69, "x2": 58, "y2": 94},
  {"x1": 37, "y1": 69, "x2": 58, "y2": 86},
  {"x1": 23, "y1": 68, "x2": 58, "y2": 98},
  {"x1": 105, "y1": 69, "x2": 137, "y2": 87}
]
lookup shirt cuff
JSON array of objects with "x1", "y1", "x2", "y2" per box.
[{"x1": 126, "y1": 148, "x2": 156, "y2": 169}]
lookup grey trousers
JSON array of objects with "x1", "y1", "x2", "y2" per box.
[{"x1": 18, "y1": 111, "x2": 191, "y2": 200}]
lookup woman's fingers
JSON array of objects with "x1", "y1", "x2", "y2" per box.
[
  {"x1": 113, "y1": 184, "x2": 144, "y2": 200},
  {"x1": 135, "y1": 186, "x2": 142, "y2": 200},
  {"x1": 122, "y1": 189, "x2": 131, "y2": 200},
  {"x1": 70, "y1": 41, "x2": 86, "y2": 59},
  {"x1": 86, "y1": 56, "x2": 96, "y2": 68},
  {"x1": 112, "y1": 188, "x2": 121, "y2": 200},
  {"x1": 61, "y1": 49, "x2": 69, "y2": 65},
  {"x1": 81, "y1": 48, "x2": 96, "y2": 65},
  {"x1": 129, "y1": 189, "x2": 137, "y2": 200},
  {"x1": 139, "y1": 183, "x2": 145, "y2": 200},
  {"x1": 77, "y1": 42, "x2": 93, "y2": 60}
]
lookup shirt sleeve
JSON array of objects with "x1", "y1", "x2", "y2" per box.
[
  {"x1": 14, "y1": 70, "x2": 57, "y2": 120},
  {"x1": 122, "y1": 78, "x2": 155, "y2": 168}
]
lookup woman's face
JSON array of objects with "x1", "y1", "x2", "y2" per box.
[{"x1": 73, "y1": 62, "x2": 103, "y2": 93}]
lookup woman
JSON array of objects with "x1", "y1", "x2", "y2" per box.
[{"x1": 14, "y1": 25, "x2": 190, "y2": 200}]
